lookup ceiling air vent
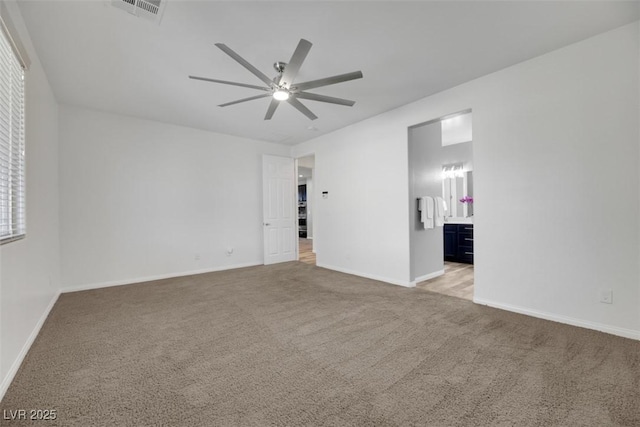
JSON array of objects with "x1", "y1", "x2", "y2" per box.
[{"x1": 111, "y1": 0, "x2": 165, "y2": 23}]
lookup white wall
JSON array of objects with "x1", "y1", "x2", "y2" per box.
[
  {"x1": 293, "y1": 120, "x2": 413, "y2": 286},
  {"x1": 293, "y1": 22, "x2": 640, "y2": 338},
  {"x1": 0, "y1": 1, "x2": 61, "y2": 395},
  {"x1": 59, "y1": 106, "x2": 289, "y2": 290},
  {"x1": 408, "y1": 121, "x2": 444, "y2": 281},
  {"x1": 441, "y1": 112, "x2": 472, "y2": 147}
]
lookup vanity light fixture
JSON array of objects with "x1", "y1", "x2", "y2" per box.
[
  {"x1": 441, "y1": 167, "x2": 450, "y2": 180},
  {"x1": 442, "y1": 164, "x2": 464, "y2": 179}
]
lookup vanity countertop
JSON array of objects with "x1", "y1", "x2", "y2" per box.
[{"x1": 444, "y1": 218, "x2": 474, "y2": 225}]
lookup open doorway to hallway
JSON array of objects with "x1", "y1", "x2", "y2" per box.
[
  {"x1": 297, "y1": 154, "x2": 316, "y2": 265},
  {"x1": 298, "y1": 238, "x2": 316, "y2": 265}
]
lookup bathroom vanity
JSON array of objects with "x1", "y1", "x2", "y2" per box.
[{"x1": 444, "y1": 223, "x2": 474, "y2": 264}]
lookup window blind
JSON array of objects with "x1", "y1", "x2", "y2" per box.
[{"x1": 0, "y1": 18, "x2": 25, "y2": 243}]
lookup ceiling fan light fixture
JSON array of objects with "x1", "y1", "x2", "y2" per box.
[
  {"x1": 189, "y1": 39, "x2": 363, "y2": 120},
  {"x1": 273, "y1": 89, "x2": 290, "y2": 101}
]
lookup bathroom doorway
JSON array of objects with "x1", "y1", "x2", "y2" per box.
[
  {"x1": 408, "y1": 110, "x2": 474, "y2": 300},
  {"x1": 297, "y1": 154, "x2": 316, "y2": 265},
  {"x1": 416, "y1": 262, "x2": 474, "y2": 300}
]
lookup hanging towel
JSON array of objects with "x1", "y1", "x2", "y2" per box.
[
  {"x1": 418, "y1": 196, "x2": 435, "y2": 229},
  {"x1": 435, "y1": 196, "x2": 446, "y2": 227}
]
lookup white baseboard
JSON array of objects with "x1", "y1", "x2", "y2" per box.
[
  {"x1": 316, "y1": 263, "x2": 415, "y2": 288},
  {"x1": 60, "y1": 262, "x2": 262, "y2": 293},
  {"x1": 413, "y1": 269, "x2": 445, "y2": 285},
  {"x1": 0, "y1": 292, "x2": 60, "y2": 401},
  {"x1": 473, "y1": 297, "x2": 640, "y2": 341}
]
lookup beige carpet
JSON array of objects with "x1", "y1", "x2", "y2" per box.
[{"x1": 1, "y1": 262, "x2": 639, "y2": 426}]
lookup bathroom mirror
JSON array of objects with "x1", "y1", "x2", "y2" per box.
[{"x1": 442, "y1": 166, "x2": 473, "y2": 218}]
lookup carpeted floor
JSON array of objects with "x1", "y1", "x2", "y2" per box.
[{"x1": 1, "y1": 262, "x2": 639, "y2": 426}]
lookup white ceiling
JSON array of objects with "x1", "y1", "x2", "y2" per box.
[
  {"x1": 18, "y1": 1, "x2": 639, "y2": 145},
  {"x1": 298, "y1": 166, "x2": 312, "y2": 180},
  {"x1": 297, "y1": 155, "x2": 315, "y2": 169}
]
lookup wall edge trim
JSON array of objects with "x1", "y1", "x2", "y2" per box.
[
  {"x1": 60, "y1": 262, "x2": 262, "y2": 293},
  {"x1": 412, "y1": 269, "x2": 445, "y2": 285},
  {"x1": 316, "y1": 262, "x2": 415, "y2": 288},
  {"x1": 473, "y1": 297, "x2": 640, "y2": 341},
  {"x1": 0, "y1": 292, "x2": 60, "y2": 401}
]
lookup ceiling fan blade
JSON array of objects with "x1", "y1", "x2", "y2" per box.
[
  {"x1": 189, "y1": 76, "x2": 270, "y2": 91},
  {"x1": 294, "y1": 71, "x2": 363, "y2": 91},
  {"x1": 215, "y1": 43, "x2": 274, "y2": 88},
  {"x1": 279, "y1": 39, "x2": 312, "y2": 89},
  {"x1": 295, "y1": 92, "x2": 355, "y2": 107},
  {"x1": 218, "y1": 93, "x2": 271, "y2": 107},
  {"x1": 264, "y1": 98, "x2": 280, "y2": 120},
  {"x1": 287, "y1": 97, "x2": 318, "y2": 120}
]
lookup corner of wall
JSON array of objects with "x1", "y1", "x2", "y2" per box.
[{"x1": 0, "y1": 0, "x2": 62, "y2": 400}]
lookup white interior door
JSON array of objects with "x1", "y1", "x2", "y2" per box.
[{"x1": 263, "y1": 155, "x2": 296, "y2": 265}]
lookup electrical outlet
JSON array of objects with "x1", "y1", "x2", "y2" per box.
[
  {"x1": 194, "y1": 254, "x2": 200, "y2": 261},
  {"x1": 599, "y1": 289, "x2": 613, "y2": 304}
]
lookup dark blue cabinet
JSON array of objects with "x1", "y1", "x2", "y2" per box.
[
  {"x1": 444, "y1": 224, "x2": 474, "y2": 264},
  {"x1": 444, "y1": 226, "x2": 457, "y2": 258}
]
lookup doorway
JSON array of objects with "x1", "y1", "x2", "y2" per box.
[
  {"x1": 408, "y1": 110, "x2": 474, "y2": 300},
  {"x1": 297, "y1": 154, "x2": 316, "y2": 265}
]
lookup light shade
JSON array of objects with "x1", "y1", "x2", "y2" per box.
[
  {"x1": 442, "y1": 164, "x2": 464, "y2": 179},
  {"x1": 273, "y1": 90, "x2": 289, "y2": 101}
]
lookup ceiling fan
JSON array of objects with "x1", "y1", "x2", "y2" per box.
[{"x1": 189, "y1": 39, "x2": 363, "y2": 121}]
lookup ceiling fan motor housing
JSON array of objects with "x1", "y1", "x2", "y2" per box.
[{"x1": 273, "y1": 61, "x2": 287, "y2": 74}]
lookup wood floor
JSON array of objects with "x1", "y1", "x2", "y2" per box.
[
  {"x1": 298, "y1": 238, "x2": 316, "y2": 265},
  {"x1": 416, "y1": 261, "x2": 474, "y2": 300}
]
